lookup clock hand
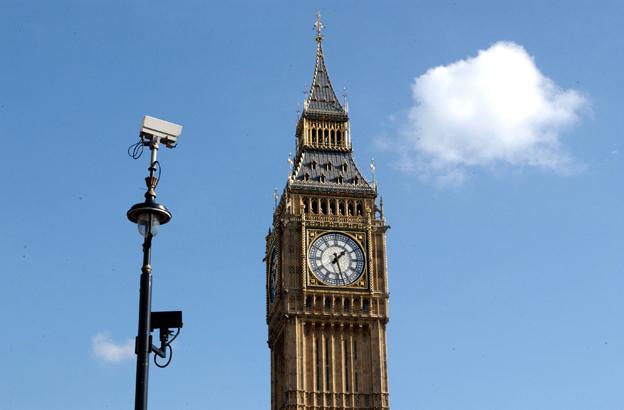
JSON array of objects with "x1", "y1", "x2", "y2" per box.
[
  {"x1": 330, "y1": 252, "x2": 346, "y2": 284},
  {"x1": 331, "y1": 252, "x2": 339, "y2": 264},
  {"x1": 335, "y1": 260, "x2": 346, "y2": 284}
]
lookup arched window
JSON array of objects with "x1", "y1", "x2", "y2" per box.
[
  {"x1": 329, "y1": 199, "x2": 336, "y2": 214},
  {"x1": 324, "y1": 129, "x2": 329, "y2": 144},
  {"x1": 331, "y1": 129, "x2": 336, "y2": 145},
  {"x1": 311, "y1": 198, "x2": 318, "y2": 214},
  {"x1": 337, "y1": 175, "x2": 343, "y2": 184},
  {"x1": 312, "y1": 129, "x2": 317, "y2": 144},
  {"x1": 326, "y1": 162, "x2": 332, "y2": 171},
  {"x1": 354, "y1": 176, "x2": 359, "y2": 185},
  {"x1": 338, "y1": 201, "x2": 345, "y2": 215},
  {"x1": 304, "y1": 173, "x2": 310, "y2": 181},
  {"x1": 347, "y1": 201, "x2": 354, "y2": 216},
  {"x1": 336, "y1": 130, "x2": 342, "y2": 145},
  {"x1": 356, "y1": 202, "x2": 363, "y2": 216},
  {"x1": 311, "y1": 160, "x2": 317, "y2": 170},
  {"x1": 320, "y1": 198, "x2": 327, "y2": 214},
  {"x1": 320, "y1": 174, "x2": 326, "y2": 183}
]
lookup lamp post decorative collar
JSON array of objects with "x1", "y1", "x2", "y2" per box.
[{"x1": 127, "y1": 176, "x2": 172, "y2": 227}]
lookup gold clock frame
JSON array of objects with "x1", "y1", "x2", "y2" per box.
[{"x1": 304, "y1": 228, "x2": 369, "y2": 290}]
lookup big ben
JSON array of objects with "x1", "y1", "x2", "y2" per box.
[{"x1": 266, "y1": 15, "x2": 390, "y2": 410}]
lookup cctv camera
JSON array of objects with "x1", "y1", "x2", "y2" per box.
[
  {"x1": 150, "y1": 311, "x2": 183, "y2": 331},
  {"x1": 140, "y1": 116, "x2": 183, "y2": 148}
]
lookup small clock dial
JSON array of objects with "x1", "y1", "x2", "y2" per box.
[
  {"x1": 308, "y1": 232, "x2": 365, "y2": 286},
  {"x1": 269, "y1": 248, "x2": 279, "y2": 303}
]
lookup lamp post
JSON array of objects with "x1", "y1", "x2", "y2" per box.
[{"x1": 127, "y1": 116, "x2": 183, "y2": 410}]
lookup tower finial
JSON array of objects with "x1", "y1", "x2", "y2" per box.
[
  {"x1": 370, "y1": 158, "x2": 376, "y2": 188},
  {"x1": 314, "y1": 11, "x2": 324, "y2": 44}
]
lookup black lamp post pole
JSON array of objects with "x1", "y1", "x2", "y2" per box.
[
  {"x1": 134, "y1": 147, "x2": 159, "y2": 410},
  {"x1": 135, "y1": 228, "x2": 153, "y2": 410}
]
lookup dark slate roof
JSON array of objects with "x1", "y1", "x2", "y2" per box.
[
  {"x1": 304, "y1": 44, "x2": 348, "y2": 121},
  {"x1": 289, "y1": 149, "x2": 375, "y2": 195}
]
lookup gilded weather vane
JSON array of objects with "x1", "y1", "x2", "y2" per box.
[{"x1": 314, "y1": 11, "x2": 324, "y2": 43}]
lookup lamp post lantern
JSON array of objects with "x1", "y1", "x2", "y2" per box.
[{"x1": 127, "y1": 116, "x2": 184, "y2": 410}]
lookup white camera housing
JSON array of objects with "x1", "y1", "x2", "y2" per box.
[{"x1": 140, "y1": 115, "x2": 183, "y2": 148}]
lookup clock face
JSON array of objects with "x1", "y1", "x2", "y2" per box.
[
  {"x1": 308, "y1": 232, "x2": 365, "y2": 286},
  {"x1": 269, "y1": 248, "x2": 278, "y2": 303}
]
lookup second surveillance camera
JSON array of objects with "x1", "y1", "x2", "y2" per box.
[
  {"x1": 140, "y1": 115, "x2": 183, "y2": 148},
  {"x1": 150, "y1": 311, "x2": 183, "y2": 331}
]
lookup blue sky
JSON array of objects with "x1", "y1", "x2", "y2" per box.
[{"x1": 1, "y1": 1, "x2": 623, "y2": 409}]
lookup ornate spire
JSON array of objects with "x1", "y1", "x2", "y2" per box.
[{"x1": 303, "y1": 12, "x2": 348, "y2": 120}]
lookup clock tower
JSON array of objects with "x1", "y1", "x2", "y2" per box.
[{"x1": 266, "y1": 15, "x2": 390, "y2": 410}]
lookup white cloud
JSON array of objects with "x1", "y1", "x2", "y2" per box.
[
  {"x1": 400, "y1": 41, "x2": 588, "y2": 185},
  {"x1": 92, "y1": 332, "x2": 134, "y2": 363}
]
